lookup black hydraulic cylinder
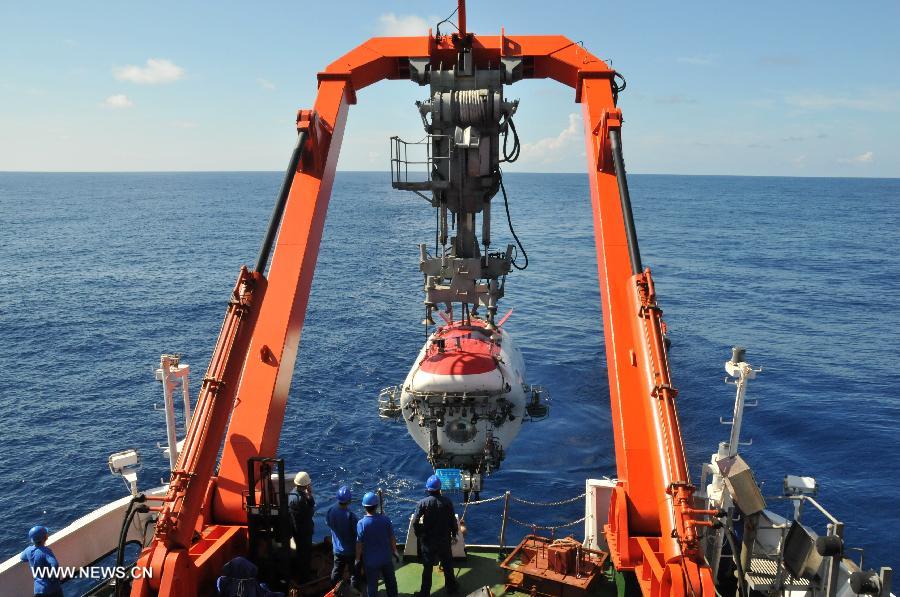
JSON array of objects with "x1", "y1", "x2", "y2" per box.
[
  {"x1": 254, "y1": 130, "x2": 309, "y2": 274},
  {"x1": 608, "y1": 129, "x2": 643, "y2": 275}
]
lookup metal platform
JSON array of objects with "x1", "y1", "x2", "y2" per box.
[
  {"x1": 381, "y1": 545, "x2": 622, "y2": 597},
  {"x1": 746, "y1": 555, "x2": 814, "y2": 592}
]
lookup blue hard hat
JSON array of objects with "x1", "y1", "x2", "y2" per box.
[
  {"x1": 28, "y1": 526, "x2": 48, "y2": 544},
  {"x1": 426, "y1": 475, "x2": 442, "y2": 492},
  {"x1": 337, "y1": 486, "x2": 352, "y2": 504},
  {"x1": 361, "y1": 491, "x2": 379, "y2": 507}
]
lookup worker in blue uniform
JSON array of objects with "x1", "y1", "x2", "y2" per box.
[
  {"x1": 326, "y1": 485, "x2": 359, "y2": 588},
  {"x1": 413, "y1": 475, "x2": 460, "y2": 596},
  {"x1": 288, "y1": 471, "x2": 316, "y2": 581},
  {"x1": 355, "y1": 491, "x2": 399, "y2": 597},
  {"x1": 19, "y1": 526, "x2": 63, "y2": 597}
]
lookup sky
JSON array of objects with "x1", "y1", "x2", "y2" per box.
[{"x1": 1, "y1": 1, "x2": 899, "y2": 177}]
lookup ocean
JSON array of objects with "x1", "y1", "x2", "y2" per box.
[{"x1": 0, "y1": 171, "x2": 897, "y2": 571}]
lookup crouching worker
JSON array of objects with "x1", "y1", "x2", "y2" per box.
[
  {"x1": 216, "y1": 556, "x2": 285, "y2": 597},
  {"x1": 355, "y1": 492, "x2": 399, "y2": 597},
  {"x1": 19, "y1": 526, "x2": 63, "y2": 597},
  {"x1": 326, "y1": 485, "x2": 359, "y2": 589}
]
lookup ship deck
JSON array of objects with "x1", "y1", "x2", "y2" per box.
[{"x1": 381, "y1": 545, "x2": 631, "y2": 597}]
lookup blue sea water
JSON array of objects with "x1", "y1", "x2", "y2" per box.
[{"x1": 1, "y1": 171, "x2": 898, "y2": 572}]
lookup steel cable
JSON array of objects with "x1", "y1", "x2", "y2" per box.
[
  {"x1": 507, "y1": 515, "x2": 587, "y2": 531},
  {"x1": 509, "y1": 492, "x2": 586, "y2": 507}
]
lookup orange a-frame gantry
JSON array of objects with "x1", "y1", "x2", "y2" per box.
[{"x1": 132, "y1": 19, "x2": 717, "y2": 597}]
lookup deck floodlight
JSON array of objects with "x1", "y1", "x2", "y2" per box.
[
  {"x1": 109, "y1": 449, "x2": 141, "y2": 496},
  {"x1": 784, "y1": 474, "x2": 818, "y2": 496}
]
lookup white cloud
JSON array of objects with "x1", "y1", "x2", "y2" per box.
[
  {"x1": 114, "y1": 59, "x2": 185, "y2": 85},
  {"x1": 838, "y1": 151, "x2": 874, "y2": 164},
  {"x1": 172, "y1": 121, "x2": 197, "y2": 129},
  {"x1": 257, "y1": 78, "x2": 276, "y2": 91},
  {"x1": 377, "y1": 13, "x2": 430, "y2": 36},
  {"x1": 676, "y1": 55, "x2": 714, "y2": 66},
  {"x1": 785, "y1": 91, "x2": 900, "y2": 112},
  {"x1": 521, "y1": 113, "x2": 582, "y2": 164},
  {"x1": 102, "y1": 94, "x2": 134, "y2": 109}
]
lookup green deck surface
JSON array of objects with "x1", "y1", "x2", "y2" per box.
[{"x1": 369, "y1": 546, "x2": 632, "y2": 596}]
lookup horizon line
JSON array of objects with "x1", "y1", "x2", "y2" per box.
[{"x1": 1, "y1": 169, "x2": 898, "y2": 181}]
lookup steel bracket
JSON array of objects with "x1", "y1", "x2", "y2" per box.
[
  {"x1": 592, "y1": 107, "x2": 623, "y2": 172},
  {"x1": 652, "y1": 384, "x2": 679, "y2": 399}
]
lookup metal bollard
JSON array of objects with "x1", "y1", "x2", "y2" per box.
[{"x1": 498, "y1": 491, "x2": 511, "y2": 559}]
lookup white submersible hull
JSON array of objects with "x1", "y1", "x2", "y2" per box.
[{"x1": 379, "y1": 316, "x2": 549, "y2": 491}]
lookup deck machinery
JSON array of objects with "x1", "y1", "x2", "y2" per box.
[{"x1": 131, "y1": 2, "x2": 720, "y2": 595}]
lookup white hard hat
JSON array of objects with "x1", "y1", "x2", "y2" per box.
[{"x1": 294, "y1": 471, "x2": 311, "y2": 487}]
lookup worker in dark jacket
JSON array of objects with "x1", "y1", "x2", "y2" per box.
[
  {"x1": 413, "y1": 475, "x2": 459, "y2": 596},
  {"x1": 19, "y1": 526, "x2": 63, "y2": 597},
  {"x1": 326, "y1": 485, "x2": 359, "y2": 588},
  {"x1": 216, "y1": 556, "x2": 285, "y2": 597},
  {"x1": 288, "y1": 471, "x2": 315, "y2": 581}
]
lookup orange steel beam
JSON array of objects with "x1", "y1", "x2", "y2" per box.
[
  {"x1": 135, "y1": 31, "x2": 714, "y2": 597},
  {"x1": 213, "y1": 79, "x2": 350, "y2": 520},
  {"x1": 133, "y1": 267, "x2": 264, "y2": 595}
]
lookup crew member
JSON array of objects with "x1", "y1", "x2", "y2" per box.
[
  {"x1": 216, "y1": 556, "x2": 285, "y2": 597},
  {"x1": 288, "y1": 471, "x2": 315, "y2": 581},
  {"x1": 413, "y1": 475, "x2": 459, "y2": 596},
  {"x1": 326, "y1": 485, "x2": 359, "y2": 589},
  {"x1": 19, "y1": 526, "x2": 63, "y2": 597},
  {"x1": 355, "y1": 492, "x2": 399, "y2": 597}
]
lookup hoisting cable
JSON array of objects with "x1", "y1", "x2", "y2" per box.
[
  {"x1": 434, "y1": 5, "x2": 459, "y2": 37},
  {"x1": 457, "y1": 90, "x2": 487, "y2": 124},
  {"x1": 255, "y1": 130, "x2": 309, "y2": 275},
  {"x1": 498, "y1": 170, "x2": 528, "y2": 270}
]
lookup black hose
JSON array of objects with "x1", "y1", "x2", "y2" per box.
[
  {"x1": 612, "y1": 72, "x2": 627, "y2": 105},
  {"x1": 725, "y1": 525, "x2": 748, "y2": 597},
  {"x1": 254, "y1": 130, "x2": 309, "y2": 274},
  {"x1": 499, "y1": 172, "x2": 528, "y2": 270},
  {"x1": 501, "y1": 116, "x2": 520, "y2": 163},
  {"x1": 114, "y1": 495, "x2": 148, "y2": 597},
  {"x1": 608, "y1": 129, "x2": 642, "y2": 274}
]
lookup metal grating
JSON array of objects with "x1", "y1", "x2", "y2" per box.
[{"x1": 746, "y1": 555, "x2": 815, "y2": 591}]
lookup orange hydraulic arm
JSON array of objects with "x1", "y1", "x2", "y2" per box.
[{"x1": 133, "y1": 26, "x2": 714, "y2": 597}]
